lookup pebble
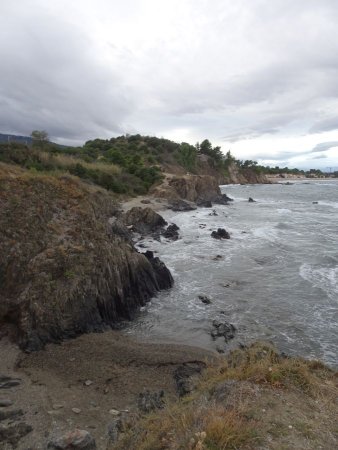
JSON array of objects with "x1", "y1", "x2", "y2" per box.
[
  {"x1": 84, "y1": 380, "x2": 93, "y2": 386},
  {"x1": 0, "y1": 399, "x2": 13, "y2": 407},
  {"x1": 52, "y1": 404, "x2": 64, "y2": 410},
  {"x1": 72, "y1": 408, "x2": 81, "y2": 414},
  {"x1": 109, "y1": 409, "x2": 120, "y2": 416}
]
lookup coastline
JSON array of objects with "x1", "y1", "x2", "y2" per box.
[{"x1": 1, "y1": 178, "x2": 337, "y2": 449}]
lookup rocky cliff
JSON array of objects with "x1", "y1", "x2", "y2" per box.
[
  {"x1": 0, "y1": 164, "x2": 173, "y2": 351},
  {"x1": 150, "y1": 174, "x2": 222, "y2": 202},
  {"x1": 224, "y1": 162, "x2": 271, "y2": 184}
]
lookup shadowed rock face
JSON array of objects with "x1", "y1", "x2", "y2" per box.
[{"x1": 0, "y1": 167, "x2": 173, "y2": 351}]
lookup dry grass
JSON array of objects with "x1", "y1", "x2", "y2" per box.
[
  {"x1": 113, "y1": 343, "x2": 337, "y2": 450},
  {"x1": 38, "y1": 152, "x2": 121, "y2": 175}
]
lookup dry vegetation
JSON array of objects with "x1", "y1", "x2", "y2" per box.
[{"x1": 113, "y1": 343, "x2": 338, "y2": 450}]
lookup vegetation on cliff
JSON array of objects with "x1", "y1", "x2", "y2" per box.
[
  {"x1": 114, "y1": 342, "x2": 337, "y2": 450},
  {"x1": 0, "y1": 163, "x2": 173, "y2": 350},
  {"x1": 0, "y1": 134, "x2": 270, "y2": 198}
]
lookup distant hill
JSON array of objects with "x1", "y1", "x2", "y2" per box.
[{"x1": 0, "y1": 133, "x2": 32, "y2": 145}]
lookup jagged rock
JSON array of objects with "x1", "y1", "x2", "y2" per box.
[
  {"x1": 211, "y1": 228, "x2": 230, "y2": 240},
  {"x1": 248, "y1": 197, "x2": 256, "y2": 202},
  {"x1": 197, "y1": 200, "x2": 213, "y2": 208},
  {"x1": 143, "y1": 251, "x2": 174, "y2": 289},
  {"x1": 47, "y1": 429, "x2": 96, "y2": 450},
  {"x1": 140, "y1": 199, "x2": 151, "y2": 204},
  {"x1": 162, "y1": 223, "x2": 180, "y2": 240},
  {"x1": 138, "y1": 390, "x2": 165, "y2": 413},
  {"x1": 214, "y1": 193, "x2": 233, "y2": 205},
  {"x1": 212, "y1": 255, "x2": 224, "y2": 261},
  {"x1": 312, "y1": 201, "x2": 318, "y2": 204},
  {"x1": 211, "y1": 320, "x2": 236, "y2": 342},
  {"x1": 169, "y1": 199, "x2": 197, "y2": 212},
  {"x1": 198, "y1": 295, "x2": 212, "y2": 304},
  {"x1": 208, "y1": 209, "x2": 218, "y2": 216},
  {"x1": 0, "y1": 422, "x2": 32, "y2": 447},
  {"x1": 173, "y1": 362, "x2": 206, "y2": 397},
  {"x1": 0, "y1": 174, "x2": 173, "y2": 351},
  {"x1": 122, "y1": 207, "x2": 167, "y2": 234}
]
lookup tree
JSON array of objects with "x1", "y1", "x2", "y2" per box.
[
  {"x1": 176, "y1": 142, "x2": 197, "y2": 171},
  {"x1": 31, "y1": 130, "x2": 49, "y2": 149}
]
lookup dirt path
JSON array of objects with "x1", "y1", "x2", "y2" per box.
[{"x1": 0, "y1": 332, "x2": 215, "y2": 449}]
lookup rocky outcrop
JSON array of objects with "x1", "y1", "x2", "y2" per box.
[
  {"x1": 0, "y1": 166, "x2": 173, "y2": 351},
  {"x1": 211, "y1": 228, "x2": 230, "y2": 239},
  {"x1": 224, "y1": 162, "x2": 271, "y2": 184},
  {"x1": 122, "y1": 207, "x2": 167, "y2": 234},
  {"x1": 151, "y1": 174, "x2": 222, "y2": 204}
]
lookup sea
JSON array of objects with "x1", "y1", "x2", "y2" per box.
[{"x1": 124, "y1": 180, "x2": 338, "y2": 368}]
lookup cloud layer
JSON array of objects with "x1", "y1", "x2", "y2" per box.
[{"x1": 1, "y1": 0, "x2": 338, "y2": 167}]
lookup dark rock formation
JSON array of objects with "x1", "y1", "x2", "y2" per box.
[
  {"x1": 169, "y1": 199, "x2": 197, "y2": 211},
  {"x1": 197, "y1": 200, "x2": 213, "y2": 208},
  {"x1": 143, "y1": 251, "x2": 174, "y2": 289},
  {"x1": 0, "y1": 171, "x2": 173, "y2": 351},
  {"x1": 214, "y1": 193, "x2": 233, "y2": 205},
  {"x1": 162, "y1": 223, "x2": 180, "y2": 240},
  {"x1": 248, "y1": 197, "x2": 256, "y2": 202},
  {"x1": 123, "y1": 207, "x2": 167, "y2": 234},
  {"x1": 211, "y1": 320, "x2": 236, "y2": 342},
  {"x1": 198, "y1": 295, "x2": 212, "y2": 304},
  {"x1": 211, "y1": 228, "x2": 230, "y2": 239}
]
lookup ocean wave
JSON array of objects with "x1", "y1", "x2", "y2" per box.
[
  {"x1": 317, "y1": 201, "x2": 338, "y2": 209},
  {"x1": 299, "y1": 263, "x2": 338, "y2": 300}
]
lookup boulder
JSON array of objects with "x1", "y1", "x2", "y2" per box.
[
  {"x1": 123, "y1": 207, "x2": 167, "y2": 234},
  {"x1": 211, "y1": 320, "x2": 236, "y2": 342},
  {"x1": 211, "y1": 228, "x2": 230, "y2": 240},
  {"x1": 248, "y1": 197, "x2": 256, "y2": 202},
  {"x1": 214, "y1": 193, "x2": 233, "y2": 205},
  {"x1": 198, "y1": 295, "x2": 212, "y2": 304},
  {"x1": 162, "y1": 223, "x2": 180, "y2": 240},
  {"x1": 47, "y1": 429, "x2": 96, "y2": 450}
]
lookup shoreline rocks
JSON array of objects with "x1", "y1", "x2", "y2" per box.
[{"x1": 211, "y1": 228, "x2": 231, "y2": 239}]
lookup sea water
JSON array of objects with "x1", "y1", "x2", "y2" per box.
[{"x1": 124, "y1": 180, "x2": 338, "y2": 368}]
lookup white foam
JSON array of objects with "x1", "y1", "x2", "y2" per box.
[{"x1": 299, "y1": 263, "x2": 338, "y2": 301}]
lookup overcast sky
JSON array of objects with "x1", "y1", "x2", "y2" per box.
[{"x1": 1, "y1": 0, "x2": 338, "y2": 169}]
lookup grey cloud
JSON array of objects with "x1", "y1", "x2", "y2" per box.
[
  {"x1": 312, "y1": 154, "x2": 328, "y2": 159},
  {"x1": 1, "y1": 0, "x2": 338, "y2": 149},
  {"x1": 311, "y1": 141, "x2": 338, "y2": 152}
]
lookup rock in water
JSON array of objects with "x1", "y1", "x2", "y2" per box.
[
  {"x1": 47, "y1": 429, "x2": 96, "y2": 450},
  {"x1": 211, "y1": 320, "x2": 236, "y2": 342},
  {"x1": 169, "y1": 199, "x2": 197, "y2": 211},
  {"x1": 211, "y1": 228, "x2": 230, "y2": 239},
  {"x1": 197, "y1": 200, "x2": 213, "y2": 208},
  {"x1": 162, "y1": 223, "x2": 180, "y2": 240},
  {"x1": 144, "y1": 251, "x2": 174, "y2": 289},
  {"x1": 198, "y1": 295, "x2": 212, "y2": 304},
  {"x1": 248, "y1": 197, "x2": 256, "y2": 202}
]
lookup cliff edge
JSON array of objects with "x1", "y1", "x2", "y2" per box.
[{"x1": 0, "y1": 163, "x2": 173, "y2": 351}]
